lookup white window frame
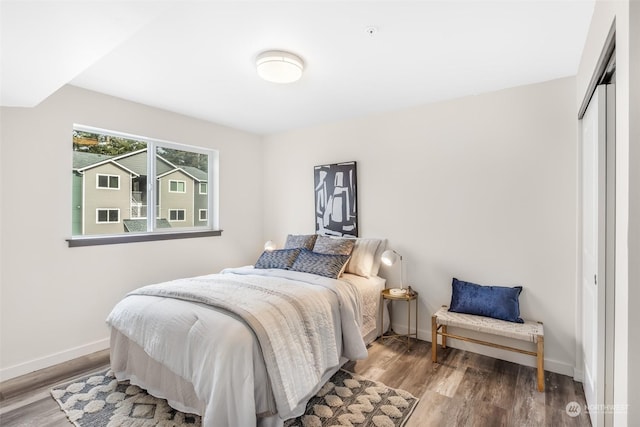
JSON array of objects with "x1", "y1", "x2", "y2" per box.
[
  {"x1": 199, "y1": 209, "x2": 208, "y2": 221},
  {"x1": 169, "y1": 209, "x2": 186, "y2": 222},
  {"x1": 96, "y1": 208, "x2": 120, "y2": 224},
  {"x1": 96, "y1": 174, "x2": 120, "y2": 190},
  {"x1": 199, "y1": 182, "x2": 207, "y2": 195},
  {"x1": 169, "y1": 180, "x2": 186, "y2": 193},
  {"x1": 69, "y1": 124, "x2": 221, "y2": 247}
]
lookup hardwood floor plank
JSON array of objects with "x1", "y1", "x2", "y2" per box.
[
  {"x1": 510, "y1": 364, "x2": 546, "y2": 426},
  {"x1": 395, "y1": 343, "x2": 434, "y2": 397},
  {"x1": 545, "y1": 405, "x2": 591, "y2": 427},
  {"x1": 453, "y1": 366, "x2": 492, "y2": 403},
  {"x1": 1, "y1": 396, "x2": 71, "y2": 427},
  {"x1": 545, "y1": 371, "x2": 583, "y2": 411},
  {"x1": 0, "y1": 349, "x2": 109, "y2": 403},
  {"x1": 484, "y1": 359, "x2": 519, "y2": 410},
  {"x1": 423, "y1": 360, "x2": 465, "y2": 398},
  {"x1": 405, "y1": 390, "x2": 453, "y2": 427},
  {"x1": 455, "y1": 398, "x2": 509, "y2": 427},
  {"x1": 374, "y1": 341, "x2": 424, "y2": 391}
]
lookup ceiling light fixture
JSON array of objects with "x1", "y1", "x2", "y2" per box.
[{"x1": 256, "y1": 50, "x2": 304, "y2": 84}]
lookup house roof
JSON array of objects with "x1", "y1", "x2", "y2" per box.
[
  {"x1": 181, "y1": 166, "x2": 208, "y2": 182},
  {"x1": 123, "y1": 218, "x2": 172, "y2": 233},
  {"x1": 75, "y1": 148, "x2": 148, "y2": 173},
  {"x1": 115, "y1": 151, "x2": 175, "y2": 176},
  {"x1": 72, "y1": 151, "x2": 114, "y2": 170},
  {"x1": 157, "y1": 166, "x2": 207, "y2": 183},
  {"x1": 73, "y1": 148, "x2": 206, "y2": 180}
]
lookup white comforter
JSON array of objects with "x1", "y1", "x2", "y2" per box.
[{"x1": 106, "y1": 267, "x2": 368, "y2": 426}]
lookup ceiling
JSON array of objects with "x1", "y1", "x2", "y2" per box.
[{"x1": 1, "y1": 1, "x2": 595, "y2": 135}]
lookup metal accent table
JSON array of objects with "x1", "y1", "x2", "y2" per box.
[{"x1": 380, "y1": 288, "x2": 418, "y2": 351}]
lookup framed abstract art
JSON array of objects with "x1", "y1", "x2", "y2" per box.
[{"x1": 314, "y1": 161, "x2": 358, "y2": 237}]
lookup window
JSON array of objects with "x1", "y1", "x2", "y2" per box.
[
  {"x1": 97, "y1": 174, "x2": 120, "y2": 189},
  {"x1": 96, "y1": 208, "x2": 119, "y2": 223},
  {"x1": 70, "y1": 125, "x2": 220, "y2": 246},
  {"x1": 169, "y1": 180, "x2": 186, "y2": 193},
  {"x1": 169, "y1": 209, "x2": 186, "y2": 222}
]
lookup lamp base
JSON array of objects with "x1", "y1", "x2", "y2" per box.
[{"x1": 389, "y1": 288, "x2": 407, "y2": 296}]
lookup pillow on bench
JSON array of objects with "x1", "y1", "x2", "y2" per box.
[{"x1": 449, "y1": 278, "x2": 524, "y2": 323}]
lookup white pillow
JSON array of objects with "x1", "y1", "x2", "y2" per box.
[
  {"x1": 345, "y1": 238, "x2": 383, "y2": 277},
  {"x1": 370, "y1": 238, "x2": 387, "y2": 277}
]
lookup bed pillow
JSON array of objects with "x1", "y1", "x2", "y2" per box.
[
  {"x1": 345, "y1": 238, "x2": 383, "y2": 278},
  {"x1": 449, "y1": 278, "x2": 524, "y2": 323},
  {"x1": 370, "y1": 238, "x2": 387, "y2": 277},
  {"x1": 312, "y1": 235, "x2": 355, "y2": 256},
  {"x1": 290, "y1": 249, "x2": 351, "y2": 279},
  {"x1": 254, "y1": 248, "x2": 301, "y2": 270},
  {"x1": 284, "y1": 234, "x2": 318, "y2": 250}
]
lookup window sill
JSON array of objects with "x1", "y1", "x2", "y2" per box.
[{"x1": 67, "y1": 229, "x2": 223, "y2": 247}]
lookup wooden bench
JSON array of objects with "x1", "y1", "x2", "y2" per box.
[{"x1": 431, "y1": 305, "x2": 545, "y2": 392}]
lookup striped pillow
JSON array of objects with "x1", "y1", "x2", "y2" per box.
[
  {"x1": 312, "y1": 235, "x2": 355, "y2": 256},
  {"x1": 290, "y1": 249, "x2": 350, "y2": 279},
  {"x1": 255, "y1": 248, "x2": 301, "y2": 270},
  {"x1": 284, "y1": 234, "x2": 318, "y2": 250}
]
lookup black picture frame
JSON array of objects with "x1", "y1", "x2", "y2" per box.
[{"x1": 314, "y1": 161, "x2": 358, "y2": 237}]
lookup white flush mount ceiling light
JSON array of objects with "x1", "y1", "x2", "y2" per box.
[{"x1": 256, "y1": 50, "x2": 304, "y2": 84}]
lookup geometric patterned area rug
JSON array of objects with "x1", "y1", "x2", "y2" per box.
[
  {"x1": 52, "y1": 368, "x2": 418, "y2": 427},
  {"x1": 51, "y1": 369, "x2": 200, "y2": 427},
  {"x1": 284, "y1": 369, "x2": 419, "y2": 427}
]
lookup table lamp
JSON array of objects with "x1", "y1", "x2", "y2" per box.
[{"x1": 381, "y1": 249, "x2": 406, "y2": 296}]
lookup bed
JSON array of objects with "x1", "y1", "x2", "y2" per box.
[{"x1": 106, "y1": 235, "x2": 388, "y2": 427}]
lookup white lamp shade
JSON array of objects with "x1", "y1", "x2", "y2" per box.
[
  {"x1": 256, "y1": 50, "x2": 304, "y2": 84},
  {"x1": 381, "y1": 249, "x2": 399, "y2": 266},
  {"x1": 264, "y1": 240, "x2": 276, "y2": 251}
]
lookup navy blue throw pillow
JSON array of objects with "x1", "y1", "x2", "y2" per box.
[
  {"x1": 254, "y1": 248, "x2": 301, "y2": 270},
  {"x1": 449, "y1": 278, "x2": 524, "y2": 323},
  {"x1": 290, "y1": 249, "x2": 350, "y2": 279}
]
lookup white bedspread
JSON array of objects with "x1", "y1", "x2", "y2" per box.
[{"x1": 106, "y1": 267, "x2": 368, "y2": 426}]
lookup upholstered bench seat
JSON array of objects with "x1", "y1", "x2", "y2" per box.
[{"x1": 431, "y1": 305, "x2": 545, "y2": 391}]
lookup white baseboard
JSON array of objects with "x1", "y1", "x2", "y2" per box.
[
  {"x1": 390, "y1": 321, "x2": 575, "y2": 377},
  {"x1": 573, "y1": 367, "x2": 584, "y2": 382},
  {"x1": 0, "y1": 337, "x2": 109, "y2": 382}
]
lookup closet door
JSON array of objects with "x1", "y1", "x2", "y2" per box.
[{"x1": 580, "y1": 84, "x2": 609, "y2": 427}]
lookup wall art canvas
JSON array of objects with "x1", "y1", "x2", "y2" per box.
[{"x1": 314, "y1": 161, "x2": 358, "y2": 237}]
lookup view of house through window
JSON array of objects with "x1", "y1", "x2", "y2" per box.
[{"x1": 72, "y1": 126, "x2": 216, "y2": 237}]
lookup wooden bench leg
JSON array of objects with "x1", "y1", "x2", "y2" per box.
[
  {"x1": 442, "y1": 325, "x2": 447, "y2": 348},
  {"x1": 537, "y1": 335, "x2": 544, "y2": 392},
  {"x1": 431, "y1": 315, "x2": 438, "y2": 363}
]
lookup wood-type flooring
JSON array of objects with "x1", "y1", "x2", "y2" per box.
[{"x1": 0, "y1": 339, "x2": 591, "y2": 426}]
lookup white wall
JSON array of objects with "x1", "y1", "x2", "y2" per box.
[
  {"x1": 0, "y1": 86, "x2": 264, "y2": 380},
  {"x1": 575, "y1": 0, "x2": 638, "y2": 424},
  {"x1": 629, "y1": 3, "x2": 640, "y2": 424},
  {"x1": 263, "y1": 77, "x2": 578, "y2": 375}
]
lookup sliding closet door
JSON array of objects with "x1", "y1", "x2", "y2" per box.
[{"x1": 581, "y1": 84, "x2": 609, "y2": 427}]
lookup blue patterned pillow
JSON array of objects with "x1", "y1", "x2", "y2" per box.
[
  {"x1": 449, "y1": 278, "x2": 524, "y2": 323},
  {"x1": 312, "y1": 235, "x2": 355, "y2": 255},
  {"x1": 290, "y1": 249, "x2": 350, "y2": 279},
  {"x1": 255, "y1": 248, "x2": 301, "y2": 270},
  {"x1": 284, "y1": 234, "x2": 318, "y2": 250}
]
